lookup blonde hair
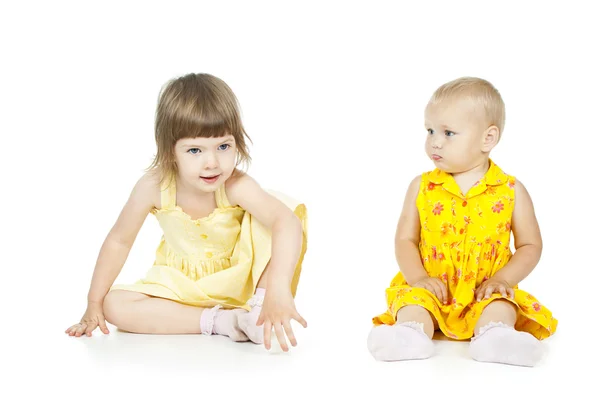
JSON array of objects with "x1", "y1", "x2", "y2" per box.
[
  {"x1": 428, "y1": 77, "x2": 506, "y2": 135},
  {"x1": 147, "y1": 73, "x2": 252, "y2": 185}
]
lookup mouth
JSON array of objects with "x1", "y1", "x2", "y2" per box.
[
  {"x1": 200, "y1": 174, "x2": 221, "y2": 184},
  {"x1": 431, "y1": 154, "x2": 442, "y2": 161}
]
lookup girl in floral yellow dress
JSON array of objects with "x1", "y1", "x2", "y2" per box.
[{"x1": 368, "y1": 77, "x2": 557, "y2": 367}]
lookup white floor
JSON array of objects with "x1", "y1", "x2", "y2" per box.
[{"x1": 3, "y1": 302, "x2": 590, "y2": 400}]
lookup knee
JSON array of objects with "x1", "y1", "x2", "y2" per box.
[
  {"x1": 482, "y1": 299, "x2": 517, "y2": 317},
  {"x1": 397, "y1": 305, "x2": 432, "y2": 321},
  {"x1": 484, "y1": 299, "x2": 517, "y2": 311},
  {"x1": 103, "y1": 290, "x2": 133, "y2": 325}
]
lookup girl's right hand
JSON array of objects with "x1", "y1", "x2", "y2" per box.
[
  {"x1": 65, "y1": 302, "x2": 110, "y2": 337},
  {"x1": 413, "y1": 277, "x2": 448, "y2": 305}
]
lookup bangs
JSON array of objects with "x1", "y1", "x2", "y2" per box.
[{"x1": 170, "y1": 104, "x2": 237, "y2": 141}]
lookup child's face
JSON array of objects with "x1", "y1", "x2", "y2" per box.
[
  {"x1": 174, "y1": 135, "x2": 238, "y2": 192},
  {"x1": 424, "y1": 98, "x2": 490, "y2": 174}
]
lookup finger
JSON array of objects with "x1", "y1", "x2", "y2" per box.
[
  {"x1": 484, "y1": 286, "x2": 494, "y2": 299},
  {"x1": 273, "y1": 322, "x2": 289, "y2": 352},
  {"x1": 292, "y1": 311, "x2": 307, "y2": 328},
  {"x1": 263, "y1": 320, "x2": 272, "y2": 350},
  {"x1": 429, "y1": 283, "x2": 443, "y2": 303},
  {"x1": 508, "y1": 288, "x2": 515, "y2": 299},
  {"x1": 436, "y1": 280, "x2": 448, "y2": 304},
  {"x1": 68, "y1": 325, "x2": 79, "y2": 336},
  {"x1": 98, "y1": 319, "x2": 110, "y2": 335},
  {"x1": 75, "y1": 324, "x2": 86, "y2": 337},
  {"x1": 476, "y1": 286, "x2": 484, "y2": 302},
  {"x1": 499, "y1": 286, "x2": 508, "y2": 298},
  {"x1": 85, "y1": 324, "x2": 95, "y2": 337},
  {"x1": 282, "y1": 320, "x2": 297, "y2": 347}
]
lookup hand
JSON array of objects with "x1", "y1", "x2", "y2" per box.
[
  {"x1": 475, "y1": 277, "x2": 515, "y2": 302},
  {"x1": 65, "y1": 302, "x2": 110, "y2": 337},
  {"x1": 256, "y1": 286, "x2": 307, "y2": 352},
  {"x1": 413, "y1": 276, "x2": 448, "y2": 305}
]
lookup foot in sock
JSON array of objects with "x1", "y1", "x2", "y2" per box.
[
  {"x1": 367, "y1": 321, "x2": 434, "y2": 361},
  {"x1": 469, "y1": 322, "x2": 544, "y2": 367},
  {"x1": 201, "y1": 306, "x2": 248, "y2": 342},
  {"x1": 238, "y1": 289, "x2": 265, "y2": 344}
]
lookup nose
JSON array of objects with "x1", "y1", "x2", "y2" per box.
[
  {"x1": 204, "y1": 151, "x2": 219, "y2": 169},
  {"x1": 430, "y1": 133, "x2": 443, "y2": 149}
]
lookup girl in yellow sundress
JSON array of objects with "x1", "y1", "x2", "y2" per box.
[
  {"x1": 367, "y1": 77, "x2": 557, "y2": 367},
  {"x1": 65, "y1": 73, "x2": 308, "y2": 352}
]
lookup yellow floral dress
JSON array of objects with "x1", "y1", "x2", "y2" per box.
[
  {"x1": 111, "y1": 179, "x2": 308, "y2": 310},
  {"x1": 373, "y1": 160, "x2": 557, "y2": 340}
]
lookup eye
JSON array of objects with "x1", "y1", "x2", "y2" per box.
[
  {"x1": 427, "y1": 128, "x2": 434, "y2": 135},
  {"x1": 218, "y1": 144, "x2": 230, "y2": 151},
  {"x1": 188, "y1": 148, "x2": 201, "y2": 154},
  {"x1": 445, "y1": 130, "x2": 456, "y2": 137}
]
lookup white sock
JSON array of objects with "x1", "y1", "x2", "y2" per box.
[
  {"x1": 469, "y1": 322, "x2": 544, "y2": 367},
  {"x1": 238, "y1": 288, "x2": 266, "y2": 344},
  {"x1": 367, "y1": 321, "x2": 434, "y2": 362},
  {"x1": 200, "y1": 305, "x2": 248, "y2": 342}
]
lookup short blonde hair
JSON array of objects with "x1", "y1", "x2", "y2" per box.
[
  {"x1": 428, "y1": 77, "x2": 506, "y2": 134},
  {"x1": 147, "y1": 73, "x2": 252, "y2": 185}
]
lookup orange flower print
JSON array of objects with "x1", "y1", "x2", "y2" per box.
[
  {"x1": 432, "y1": 246, "x2": 438, "y2": 260},
  {"x1": 433, "y1": 202, "x2": 444, "y2": 215},
  {"x1": 487, "y1": 186, "x2": 497, "y2": 195},
  {"x1": 451, "y1": 269, "x2": 462, "y2": 285},
  {"x1": 492, "y1": 201, "x2": 504, "y2": 213},
  {"x1": 464, "y1": 271, "x2": 476, "y2": 283},
  {"x1": 508, "y1": 178, "x2": 516, "y2": 189},
  {"x1": 440, "y1": 273, "x2": 448, "y2": 282},
  {"x1": 441, "y1": 222, "x2": 455, "y2": 236},
  {"x1": 532, "y1": 302, "x2": 541, "y2": 312},
  {"x1": 428, "y1": 182, "x2": 436, "y2": 191}
]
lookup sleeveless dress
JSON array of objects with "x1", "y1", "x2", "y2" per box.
[
  {"x1": 110, "y1": 179, "x2": 308, "y2": 310},
  {"x1": 372, "y1": 160, "x2": 557, "y2": 340}
]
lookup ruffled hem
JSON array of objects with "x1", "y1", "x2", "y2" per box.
[{"x1": 373, "y1": 286, "x2": 558, "y2": 341}]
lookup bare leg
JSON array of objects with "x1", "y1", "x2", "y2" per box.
[
  {"x1": 396, "y1": 305, "x2": 438, "y2": 339},
  {"x1": 103, "y1": 290, "x2": 248, "y2": 341},
  {"x1": 469, "y1": 300, "x2": 543, "y2": 367},
  {"x1": 367, "y1": 305, "x2": 436, "y2": 361}
]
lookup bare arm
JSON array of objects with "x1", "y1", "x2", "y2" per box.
[
  {"x1": 395, "y1": 175, "x2": 429, "y2": 286},
  {"x1": 86, "y1": 172, "x2": 159, "y2": 304},
  {"x1": 226, "y1": 172, "x2": 303, "y2": 288},
  {"x1": 492, "y1": 179, "x2": 543, "y2": 287}
]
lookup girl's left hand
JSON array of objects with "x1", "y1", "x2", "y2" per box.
[
  {"x1": 257, "y1": 287, "x2": 307, "y2": 352},
  {"x1": 475, "y1": 277, "x2": 515, "y2": 302}
]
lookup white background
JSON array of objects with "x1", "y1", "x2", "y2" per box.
[{"x1": 2, "y1": 0, "x2": 598, "y2": 399}]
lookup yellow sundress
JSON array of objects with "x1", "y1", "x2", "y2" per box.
[
  {"x1": 111, "y1": 179, "x2": 307, "y2": 310},
  {"x1": 373, "y1": 160, "x2": 557, "y2": 340}
]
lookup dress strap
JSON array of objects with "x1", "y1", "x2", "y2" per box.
[
  {"x1": 160, "y1": 178, "x2": 177, "y2": 209},
  {"x1": 215, "y1": 184, "x2": 232, "y2": 208}
]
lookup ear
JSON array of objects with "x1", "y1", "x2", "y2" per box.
[{"x1": 481, "y1": 125, "x2": 500, "y2": 152}]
